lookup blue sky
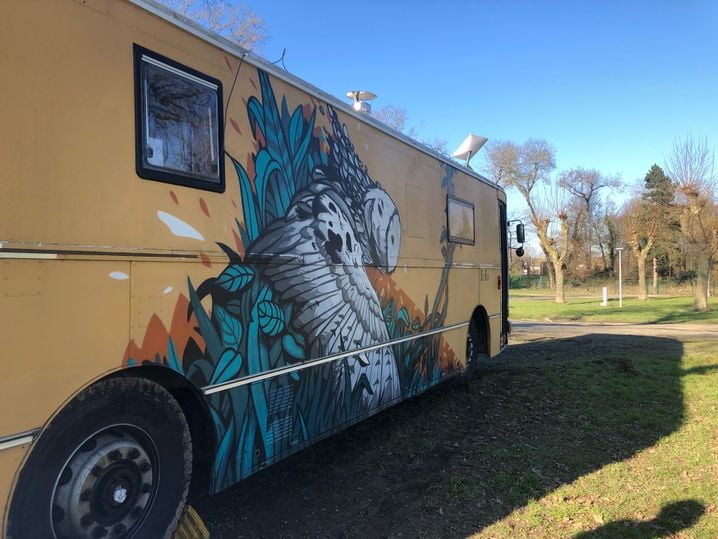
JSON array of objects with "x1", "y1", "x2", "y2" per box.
[{"x1": 249, "y1": 1, "x2": 717, "y2": 200}]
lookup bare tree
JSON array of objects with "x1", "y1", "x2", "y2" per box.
[
  {"x1": 665, "y1": 135, "x2": 718, "y2": 311},
  {"x1": 559, "y1": 168, "x2": 620, "y2": 275},
  {"x1": 158, "y1": 0, "x2": 266, "y2": 50},
  {"x1": 620, "y1": 198, "x2": 659, "y2": 300},
  {"x1": 372, "y1": 105, "x2": 449, "y2": 155},
  {"x1": 486, "y1": 139, "x2": 576, "y2": 303}
]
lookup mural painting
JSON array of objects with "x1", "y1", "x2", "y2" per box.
[{"x1": 125, "y1": 70, "x2": 460, "y2": 492}]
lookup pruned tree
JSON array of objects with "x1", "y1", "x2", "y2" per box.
[
  {"x1": 158, "y1": 0, "x2": 266, "y2": 50},
  {"x1": 486, "y1": 139, "x2": 576, "y2": 303},
  {"x1": 665, "y1": 135, "x2": 718, "y2": 311},
  {"x1": 620, "y1": 198, "x2": 659, "y2": 300},
  {"x1": 559, "y1": 167, "x2": 621, "y2": 276}
]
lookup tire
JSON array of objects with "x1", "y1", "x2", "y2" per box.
[
  {"x1": 7, "y1": 376, "x2": 191, "y2": 539},
  {"x1": 461, "y1": 318, "x2": 480, "y2": 383}
]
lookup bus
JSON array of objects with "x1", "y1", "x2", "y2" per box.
[{"x1": 0, "y1": 1, "x2": 516, "y2": 536}]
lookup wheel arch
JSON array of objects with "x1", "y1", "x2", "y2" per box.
[
  {"x1": 104, "y1": 366, "x2": 216, "y2": 501},
  {"x1": 469, "y1": 305, "x2": 491, "y2": 357}
]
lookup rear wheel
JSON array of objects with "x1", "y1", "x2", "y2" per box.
[
  {"x1": 7, "y1": 377, "x2": 191, "y2": 539},
  {"x1": 461, "y1": 317, "x2": 481, "y2": 383}
]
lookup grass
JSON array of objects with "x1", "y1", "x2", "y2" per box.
[
  {"x1": 509, "y1": 295, "x2": 718, "y2": 324},
  {"x1": 467, "y1": 337, "x2": 718, "y2": 538}
]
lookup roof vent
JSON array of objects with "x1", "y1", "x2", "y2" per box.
[{"x1": 346, "y1": 90, "x2": 377, "y2": 114}]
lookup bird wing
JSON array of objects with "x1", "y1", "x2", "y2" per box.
[{"x1": 246, "y1": 187, "x2": 389, "y2": 358}]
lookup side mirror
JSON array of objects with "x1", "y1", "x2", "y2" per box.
[
  {"x1": 516, "y1": 224, "x2": 525, "y2": 244},
  {"x1": 516, "y1": 247, "x2": 525, "y2": 258}
]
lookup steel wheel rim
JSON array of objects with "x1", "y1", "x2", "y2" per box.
[{"x1": 50, "y1": 424, "x2": 160, "y2": 539}]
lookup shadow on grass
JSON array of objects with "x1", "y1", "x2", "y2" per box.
[
  {"x1": 574, "y1": 499, "x2": 704, "y2": 538},
  {"x1": 196, "y1": 334, "x2": 686, "y2": 538}
]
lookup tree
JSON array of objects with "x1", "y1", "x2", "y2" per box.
[
  {"x1": 665, "y1": 136, "x2": 718, "y2": 311},
  {"x1": 485, "y1": 139, "x2": 576, "y2": 303},
  {"x1": 372, "y1": 105, "x2": 449, "y2": 155},
  {"x1": 157, "y1": 0, "x2": 266, "y2": 50},
  {"x1": 558, "y1": 167, "x2": 620, "y2": 275},
  {"x1": 620, "y1": 198, "x2": 658, "y2": 300}
]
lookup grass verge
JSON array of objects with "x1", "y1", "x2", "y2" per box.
[{"x1": 509, "y1": 295, "x2": 718, "y2": 324}]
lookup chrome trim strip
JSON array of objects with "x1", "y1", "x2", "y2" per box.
[
  {"x1": 489, "y1": 314, "x2": 501, "y2": 319},
  {"x1": 127, "y1": 0, "x2": 503, "y2": 192},
  {"x1": 203, "y1": 321, "x2": 469, "y2": 395},
  {"x1": 0, "y1": 429, "x2": 39, "y2": 451},
  {"x1": 0, "y1": 252, "x2": 57, "y2": 259}
]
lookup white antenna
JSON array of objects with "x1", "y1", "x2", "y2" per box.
[
  {"x1": 452, "y1": 134, "x2": 488, "y2": 169},
  {"x1": 346, "y1": 90, "x2": 377, "y2": 114}
]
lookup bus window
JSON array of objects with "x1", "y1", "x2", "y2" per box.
[{"x1": 133, "y1": 44, "x2": 225, "y2": 191}]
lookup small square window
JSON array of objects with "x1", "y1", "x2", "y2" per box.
[
  {"x1": 134, "y1": 44, "x2": 224, "y2": 191},
  {"x1": 447, "y1": 195, "x2": 475, "y2": 245}
]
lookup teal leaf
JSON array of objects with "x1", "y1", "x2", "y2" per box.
[
  {"x1": 216, "y1": 264, "x2": 255, "y2": 293},
  {"x1": 214, "y1": 305, "x2": 243, "y2": 348},
  {"x1": 282, "y1": 334, "x2": 304, "y2": 359},
  {"x1": 213, "y1": 422, "x2": 235, "y2": 489},
  {"x1": 258, "y1": 301, "x2": 285, "y2": 336},
  {"x1": 209, "y1": 348, "x2": 243, "y2": 385},
  {"x1": 188, "y1": 278, "x2": 221, "y2": 362},
  {"x1": 397, "y1": 307, "x2": 410, "y2": 327},
  {"x1": 232, "y1": 158, "x2": 260, "y2": 242},
  {"x1": 167, "y1": 337, "x2": 183, "y2": 374}
]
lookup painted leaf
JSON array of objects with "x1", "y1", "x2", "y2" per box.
[
  {"x1": 167, "y1": 337, "x2": 183, "y2": 374},
  {"x1": 213, "y1": 422, "x2": 235, "y2": 489},
  {"x1": 216, "y1": 264, "x2": 255, "y2": 293},
  {"x1": 231, "y1": 158, "x2": 260, "y2": 242},
  {"x1": 214, "y1": 305, "x2": 243, "y2": 348},
  {"x1": 397, "y1": 307, "x2": 410, "y2": 327},
  {"x1": 188, "y1": 278, "x2": 221, "y2": 362},
  {"x1": 282, "y1": 334, "x2": 304, "y2": 359},
  {"x1": 257, "y1": 301, "x2": 285, "y2": 336},
  {"x1": 209, "y1": 348, "x2": 243, "y2": 386}
]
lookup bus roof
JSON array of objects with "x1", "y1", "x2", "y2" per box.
[{"x1": 129, "y1": 0, "x2": 503, "y2": 192}]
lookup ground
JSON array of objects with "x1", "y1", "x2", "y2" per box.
[{"x1": 193, "y1": 322, "x2": 718, "y2": 538}]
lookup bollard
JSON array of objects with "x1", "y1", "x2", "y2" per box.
[{"x1": 601, "y1": 287, "x2": 608, "y2": 306}]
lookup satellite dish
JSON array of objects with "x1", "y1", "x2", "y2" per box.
[
  {"x1": 346, "y1": 90, "x2": 377, "y2": 113},
  {"x1": 452, "y1": 133, "x2": 488, "y2": 168}
]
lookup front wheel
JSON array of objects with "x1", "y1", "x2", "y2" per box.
[
  {"x1": 7, "y1": 377, "x2": 191, "y2": 539},
  {"x1": 461, "y1": 318, "x2": 481, "y2": 383}
]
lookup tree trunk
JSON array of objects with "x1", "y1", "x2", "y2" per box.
[
  {"x1": 652, "y1": 257, "x2": 658, "y2": 295},
  {"x1": 694, "y1": 254, "x2": 710, "y2": 311},
  {"x1": 637, "y1": 255, "x2": 648, "y2": 300},
  {"x1": 553, "y1": 260, "x2": 566, "y2": 303}
]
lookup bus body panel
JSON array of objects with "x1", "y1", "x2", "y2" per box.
[{"x1": 0, "y1": 0, "x2": 508, "y2": 524}]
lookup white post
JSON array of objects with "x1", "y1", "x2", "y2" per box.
[
  {"x1": 617, "y1": 247, "x2": 624, "y2": 308},
  {"x1": 602, "y1": 287, "x2": 608, "y2": 306}
]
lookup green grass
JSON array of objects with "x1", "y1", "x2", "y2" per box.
[
  {"x1": 468, "y1": 336, "x2": 718, "y2": 538},
  {"x1": 509, "y1": 295, "x2": 718, "y2": 324}
]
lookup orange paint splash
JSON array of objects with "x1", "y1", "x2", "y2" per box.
[
  {"x1": 224, "y1": 56, "x2": 233, "y2": 70},
  {"x1": 232, "y1": 229, "x2": 244, "y2": 254},
  {"x1": 200, "y1": 253, "x2": 212, "y2": 268},
  {"x1": 122, "y1": 295, "x2": 205, "y2": 366},
  {"x1": 169, "y1": 191, "x2": 179, "y2": 205},
  {"x1": 230, "y1": 118, "x2": 242, "y2": 134},
  {"x1": 199, "y1": 198, "x2": 210, "y2": 217}
]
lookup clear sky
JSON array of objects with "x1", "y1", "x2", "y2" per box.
[{"x1": 249, "y1": 1, "x2": 717, "y2": 197}]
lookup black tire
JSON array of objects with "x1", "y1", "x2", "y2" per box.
[
  {"x1": 461, "y1": 318, "x2": 481, "y2": 383},
  {"x1": 7, "y1": 376, "x2": 191, "y2": 539}
]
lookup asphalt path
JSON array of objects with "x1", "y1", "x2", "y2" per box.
[{"x1": 512, "y1": 320, "x2": 718, "y2": 340}]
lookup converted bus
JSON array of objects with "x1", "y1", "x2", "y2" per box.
[{"x1": 0, "y1": 1, "x2": 514, "y2": 536}]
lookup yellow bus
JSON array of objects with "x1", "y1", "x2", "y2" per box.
[{"x1": 0, "y1": 1, "x2": 517, "y2": 536}]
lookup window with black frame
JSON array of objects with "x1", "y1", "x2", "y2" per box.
[
  {"x1": 134, "y1": 44, "x2": 224, "y2": 191},
  {"x1": 447, "y1": 195, "x2": 475, "y2": 245}
]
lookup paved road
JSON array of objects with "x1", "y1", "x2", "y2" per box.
[{"x1": 512, "y1": 320, "x2": 718, "y2": 340}]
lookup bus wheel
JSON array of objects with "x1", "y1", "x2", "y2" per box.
[
  {"x1": 7, "y1": 376, "x2": 191, "y2": 539},
  {"x1": 461, "y1": 318, "x2": 480, "y2": 383}
]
